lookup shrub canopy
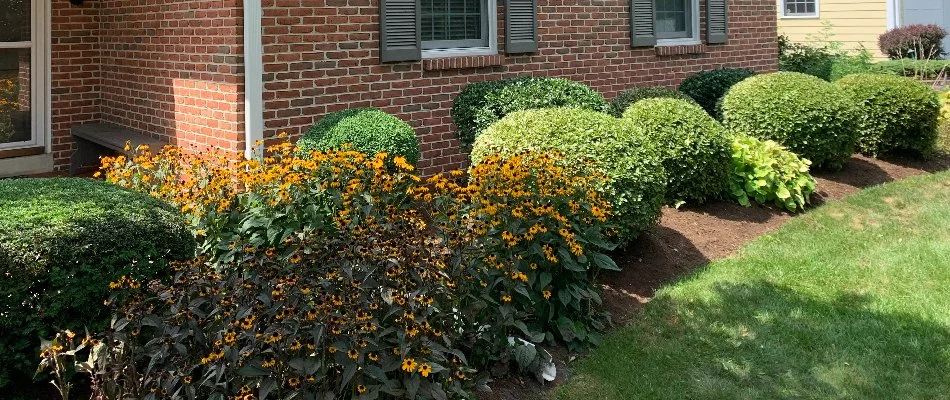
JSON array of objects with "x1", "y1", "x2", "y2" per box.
[
  {"x1": 298, "y1": 108, "x2": 420, "y2": 166},
  {"x1": 678, "y1": 68, "x2": 756, "y2": 118},
  {"x1": 471, "y1": 108, "x2": 666, "y2": 242},
  {"x1": 451, "y1": 77, "x2": 610, "y2": 147},
  {"x1": 622, "y1": 98, "x2": 731, "y2": 203},
  {"x1": 879, "y1": 24, "x2": 947, "y2": 60},
  {"x1": 609, "y1": 86, "x2": 697, "y2": 117},
  {"x1": 836, "y1": 73, "x2": 940, "y2": 157},
  {"x1": 0, "y1": 178, "x2": 194, "y2": 391},
  {"x1": 721, "y1": 72, "x2": 860, "y2": 170}
]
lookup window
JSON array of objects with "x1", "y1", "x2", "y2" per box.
[
  {"x1": 655, "y1": 0, "x2": 691, "y2": 39},
  {"x1": 421, "y1": 0, "x2": 497, "y2": 57},
  {"x1": 783, "y1": 0, "x2": 818, "y2": 17},
  {"x1": 655, "y1": 0, "x2": 699, "y2": 44}
]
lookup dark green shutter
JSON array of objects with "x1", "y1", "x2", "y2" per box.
[
  {"x1": 630, "y1": 0, "x2": 656, "y2": 47},
  {"x1": 506, "y1": 0, "x2": 538, "y2": 54},
  {"x1": 706, "y1": 0, "x2": 728, "y2": 44},
  {"x1": 380, "y1": 0, "x2": 421, "y2": 62}
]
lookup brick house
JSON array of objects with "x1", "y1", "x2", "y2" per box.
[{"x1": 0, "y1": 0, "x2": 777, "y2": 177}]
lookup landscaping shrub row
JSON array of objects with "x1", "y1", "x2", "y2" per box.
[{"x1": 8, "y1": 66, "x2": 943, "y2": 400}]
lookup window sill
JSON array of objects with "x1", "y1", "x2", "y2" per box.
[
  {"x1": 422, "y1": 54, "x2": 505, "y2": 71},
  {"x1": 655, "y1": 43, "x2": 707, "y2": 57},
  {"x1": 780, "y1": 15, "x2": 820, "y2": 19}
]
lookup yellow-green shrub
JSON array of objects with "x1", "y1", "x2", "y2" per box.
[{"x1": 622, "y1": 98, "x2": 732, "y2": 204}]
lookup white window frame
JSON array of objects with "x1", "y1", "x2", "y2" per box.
[
  {"x1": 0, "y1": 0, "x2": 49, "y2": 153},
  {"x1": 780, "y1": 0, "x2": 820, "y2": 19},
  {"x1": 656, "y1": 0, "x2": 701, "y2": 47},
  {"x1": 421, "y1": 0, "x2": 498, "y2": 59}
]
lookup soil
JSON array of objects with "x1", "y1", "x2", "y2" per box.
[{"x1": 478, "y1": 153, "x2": 950, "y2": 400}]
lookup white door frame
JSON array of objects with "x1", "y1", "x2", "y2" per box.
[{"x1": 0, "y1": 0, "x2": 49, "y2": 153}]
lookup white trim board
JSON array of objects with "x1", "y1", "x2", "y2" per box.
[{"x1": 243, "y1": 0, "x2": 264, "y2": 159}]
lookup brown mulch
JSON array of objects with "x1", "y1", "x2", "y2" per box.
[{"x1": 479, "y1": 153, "x2": 950, "y2": 400}]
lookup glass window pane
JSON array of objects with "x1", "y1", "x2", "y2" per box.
[
  {"x1": 0, "y1": 0, "x2": 31, "y2": 43},
  {"x1": 421, "y1": 0, "x2": 485, "y2": 46},
  {"x1": 0, "y1": 48, "x2": 31, "y2": 145},
  {"x1": 656, "y1": 0, "x2": 688, "y2": 34}
]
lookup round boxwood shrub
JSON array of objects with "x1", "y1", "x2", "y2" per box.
[
  {"x1": 0, "y1": 178, "x2": 194, "y2": 392},
  {"x1": 471, "y1": 108, "x2": 666, "y2": 243},
  {"x1": 609, "y1": 86, "x2": 698, "y2": 117},
  {"x1": 297, "y1": 108, "x2": 420, "y2": 166},
  {"x1": 835, "y1": 73, "x2": 940, "y2": 157},
  {"x1": 622, "y1": 98, "x2": 732, "y2": 204},
  {"x1": 451, "y1": 77, "x2": 610, "y2": 147},
  {"x1": 678, "y1": 68, "x2": 756, "y2": 118},
  {"x1": 721, "y1": 72, "x2": 860, "y2": 170}
]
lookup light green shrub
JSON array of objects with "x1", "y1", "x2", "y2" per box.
[
  {"x1": 471, "y1": 108, "x2": 666, "y2": 243},
  {"x1": 298, "y1": 108, "x2": 420, "y2": 166},
  {"x1": 622, "y1": 98, "x2": 731, "y2": 204},
  {"x1": 721, "y1": 72, "x2": 860, "y2": 170},
  {"x1": 836, "y1": 73, "x2": 940, "y2": 157}
]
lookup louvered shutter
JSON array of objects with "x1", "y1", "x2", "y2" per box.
[
  {"x1": 630, "y1": 0, "x2": 656, "y2": 47},
  {"x1": 380, "y1": 0, "x2": 421, "y2": 62},
  {"x1": 706, "y1": 0, "x2": 728, "y2": 44},
  {"x1": 506, "y1": 0, "x2": 538, "y2": 54}
]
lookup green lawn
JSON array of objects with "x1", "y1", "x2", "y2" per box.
[{"x1": 558, "y1": 171, "x2": 950, "y2": 399}]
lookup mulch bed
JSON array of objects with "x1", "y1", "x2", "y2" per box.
[{"x1": 479, "y1": 153, "x2": 950, "y2": 400}]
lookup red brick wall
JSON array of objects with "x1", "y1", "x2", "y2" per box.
[
  {"x1": 261, "y1": 0, "x2": 779, "y2": 176},
  {"x1": 49, "y1": 0, "x2": 245, "y2": 171},
  {"x1": 98, "y1": 0, "x2": 245, "y2": 154},
  {"x1": 50, "y1": 1, "x2": 102, "y2": 167}
]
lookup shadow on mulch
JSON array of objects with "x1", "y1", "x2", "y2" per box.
[{"x1": 480, "y1": 152, "x2": 950, "y2": 400}]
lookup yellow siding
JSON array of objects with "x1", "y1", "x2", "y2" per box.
[{"x1": 777, "y1": 0, "x2": 888, "y2": 59}]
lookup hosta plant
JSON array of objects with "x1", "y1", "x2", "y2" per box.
[{"x1": 728, "y1": 134, "x2": 817, "y2": 212}]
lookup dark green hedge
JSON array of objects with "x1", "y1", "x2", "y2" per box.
[
  {"x1": 0, "y1": 178, "x2": 194, "y2": 393},
  {"x1": 298, "y1": 108, "x2": 421, "y2": 166},
  {"x1": 609, "y1": 86, "x2": 698, "y2": 117},
  {"x1": 451, "y1": 77, "x2": 610, "y2": 147},
  {"x1": 678, "y1": 68, "x2": 756, "y2": 118}
]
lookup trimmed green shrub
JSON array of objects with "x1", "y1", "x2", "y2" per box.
[
  {"x1": 471, "y1": 108, "x2": 666, "y2": 243},
  {"x1": 678, "y1": 68, "x2": 756, "y2": 118},
  {"x1": 728, "y1": 134, "x2": 817, "y2": 212},
  {"x1": 609, "y1": 86, "x2": 697, "y2": 117},
  {"x1": 451, "y1": 77, "x2": 610, "y2": 147},
  {"x1": 0, "y1": 178, "x2": 194, "y2": 392},
  {"x1": 298, "y1": 108, "x2": 421, "y2": 166},
  {"x1": 721, "y1": 72, "x2": 860, "y2": 170},
  {"x1": 622, "y1": 98, "x2": 731, "y2": 204},
  {"x1": 836, "y1": 73, "x2": 940, "y2": 157},
  {"x1": 778, "y1": 35, "x2": 835, "y2": 81}
]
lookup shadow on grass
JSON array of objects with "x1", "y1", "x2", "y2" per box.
[{"x1": 562, "y1": 281, "x2": 950, "y2": 400}]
